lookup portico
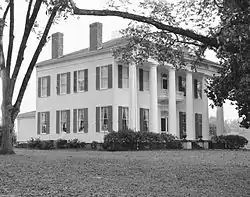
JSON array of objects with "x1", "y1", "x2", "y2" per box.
[{"x1": 130, "y1": 61, "x2": 217, "y2": 140}]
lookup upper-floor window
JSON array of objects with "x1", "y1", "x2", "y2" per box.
[
  {"x1": 96, "y1": 65, "x2": 112, "y2": 90},
  {"x1": 60, "y1": 73, "x2": 67, "y2": 94},
  {"x1": 162, "y1": 73, "x2": 168, "y2": 89},
  {"x1": 57, "y1": 72, "x2": 70, "y2": 95},
  {"x1": 37, "y1": 111, "x2": 50, "y2": 134},
  {"x1": 38, "y1": 76, "x2": 50, "y2": 98},
  {"x1": 74, "y1": 69, "x2": 88, "y2": 93},
  {"x1": 178, "y1": 76, "x2": 186, "y2": 94},
  {"x1": 194, "y1": 79, "x2": 202, "y2": 99},
  {"x1": 118, "y1": 65, "x2": 129, "y2": 89},
  {"x1": 139, "y1": 69, "x2": 149, "y2": 91}
]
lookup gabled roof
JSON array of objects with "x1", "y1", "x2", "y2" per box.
[
  {"x1": 36, "y1": 36, "x2": 219, "y2": 69},
  {"x1": 36, "y1": 37, "x2": 126, "y2": 68},
  {"x1": 17, "y1": 111, "x2": 36, "y2": 119}
]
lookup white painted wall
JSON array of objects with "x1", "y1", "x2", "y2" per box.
[{"x1": 17, "y1": 117, "x2": 36, "y2": 142}]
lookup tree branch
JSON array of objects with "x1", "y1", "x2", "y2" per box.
[
  {"x1": 10, "y1": 0, "x2": 42, "y2": 95},
  {"x1": 26, "y1": 0, "x2": 34, "y2": 24},
  {"x1": 2, "y1": 3, "x2": 10, "y2": 21},
  {"x1": 70, "y1": 1, "x2": 219, "y2": 49},
  {"x1": 12, "y1": 6, "x2": 60, "y2": 119},
  {"x1": 6, "y1": 0, "x2": 14, "y2": 77}
]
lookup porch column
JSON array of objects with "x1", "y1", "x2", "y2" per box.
[
  {"x1": 149, "y1": 64, "x2": 158, "y2": 133},
  {"x1": 130, "y1": 64, "x2": 138, "y2": 131},
  {"x1": 216, "y1": 106, "x2": 224, "y2": 136},
  {"x1": 186, "y1": 71, "x2": 195, "y2": 140},
  {"x1": 202, "y1": 75, "x2": 209, "y2": 140},
  {"x1": 168, "y1": 68, "x2": 177, "y2": 136}
]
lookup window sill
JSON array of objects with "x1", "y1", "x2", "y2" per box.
[{"x1": 39, "y1": 133, "x2": 48, "y2": 135}]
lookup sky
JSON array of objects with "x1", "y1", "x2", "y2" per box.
[{"x1": 0, "y1": 0, "x2": 239, "y2": 120}]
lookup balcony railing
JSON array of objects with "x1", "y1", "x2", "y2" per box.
[{"x1": 158, "y1": 89, "x2": 185, "y2": 102}]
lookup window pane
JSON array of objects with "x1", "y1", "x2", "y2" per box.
[
  {"x1": 61, "y1": 73, "x2": 67, "y2": 94},
  {"x1": 101, "y1": 78, "x2": 108, "y2": 89},
  {"x1": 101, "y1": 66, "x2": 108, "y2": 77},
  {"x1": 41, "y1": 77, "x2": 47, "y2": 97}
]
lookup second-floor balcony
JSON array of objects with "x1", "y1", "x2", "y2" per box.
[{"x1": 158, "y1": 89, "x2": 185, "y2": 102}]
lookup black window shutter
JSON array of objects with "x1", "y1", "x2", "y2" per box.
[
  {"x1": 67, "y1": 72, "x2": 71, "y2": 94},
  {"x1": 73, "y1": 109, "x2": 77, "y2": 133},
  {"x1": 118, "y1": 106, "x2": 123, "y2": 130},
  {"x1": 57, "y1": 74, "x2": 60, "y2": 95},
  {"x1": 108, "y1": 106, "x2": 113, "y2": 132},
  {"x1": 56, "y1": 111, "x2": 60, "y2": 134},
  {"x1": 139, "y1": 69, "x2": 143, "y2": 91},
  {"x1": 47, "y1": 76, "x2": 51, "y2": 97},
  {"x1": 73, "y1": 71, "x2": 77, "y2": 93},
  {"x1": 108, "y1": 64, "x2": 112, "y2": 89},
  {"x1": 96, "y1": 67, "x2": 100, "y2": 90},
  {"x1": 96, "y1": 107, "x2": 100, "y2": 132},
  {"x1": 140, "y1": 108, "x2": 144, "y2": 132},
  {"x1": 84, "y1": 108, "x2": 88, "y2": 133},
  {"x1": 84, "y1": 69, "x2": 88, "y2": 91},
  {"x1": 37, "y1": 112, "x2": 41, "y2": 135},
  {"x1": 38, "y1": 78, "x2": 41, "y2": 97},
  {"x1": 46, "y1": 112, "x2": 50, "y2": 134},
  {"x1": 118, "y1": 65, "x2": 123, "y2": 88},
  {"x1": 194, "y1": 79, "x2": 198, "y2": 98}
]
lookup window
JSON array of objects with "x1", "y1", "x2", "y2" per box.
[
  {"x1": 140, "y1": 108, "x2": 149, "y2": 132},
  {"x1": 60, "y1": 110, "x2": 68, "y2": 133},
  {"x1": 41, "y1": 77, "x2": 48, "y2": 97},
  {"x1": 101, "y1": 107, "x2": 109, "y2": 131},
  {"x1": 40, "y1": 112, "x2": 48, "y2": 134},
  {"x1": 77, "y1": 109, "x2": 85, "y2": 132},
  {"x1": 119, "y1": 107, "x2": 129, "y2": 130},
  {"x1": 162, "y1": 74, "x2": 168, "y2": 89},
  {"x1": 60, "y1": 73, "x2": 67, "y2": 94},
  {"x1": 143, "y1": 70, "x2": 149, "y2": 91},
  {"x1": 179, "y1": 112, "x2": 186, "y2": 139},
  {"x1": 38, "y1": 76, "x2": 50, "y2": 98},
  {"x1": 178, "y1": 76, "x2": 186, "y2": 95},
  {"x1": 194, "y1": 79, "x2": 202, "y2": 99},
  {"x1": 195, "y1": 113, "x2": 202, "y2": 139},
  {"x1": 100, "y1": 66, "x2": 108, "y2": 89},
  {"x1": 122, "y1": 66, "x2": 129, "y2": 88},
  {"x1": 77, "y1": 70, "x2": 85, "y2": 92}
]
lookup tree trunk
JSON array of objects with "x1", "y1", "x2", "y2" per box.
[{"x1": 0, "y1": 68, "x2": 15, "y2": 154}]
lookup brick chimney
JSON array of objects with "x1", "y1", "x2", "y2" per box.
[
  {"x1": 89, "y1": 22, "x2": 102, "y2": 51},
  {"x1": 52, "y1": 32, "x2": 63, "y2": 59}
]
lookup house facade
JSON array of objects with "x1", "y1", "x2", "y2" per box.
[{"x1": 17, "y1": 22, "x2": 224, "y2": 143}]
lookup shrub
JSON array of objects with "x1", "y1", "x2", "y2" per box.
[
  {"x1": 161, "y1": 133, "x2": 182, "y2": 149},
  {"x1": 55, "y1": 139, "x2": 68, "y2": 149},
  {"x1": 212, "y1": 135, "x2": 248, "y2": 149},
  {"x1": 41, "y1": 140, "x2": 55, "y2": 150},
  {"x1": 68, "y1": 138, "x2": 80, "y2": 148},
  {"x1": 91, "y1": 141, "x2": 98, "y2": 150},
  {"x1": 27, "y1": 138, "x2": 42, "y2": 149},
  {"x1": 79, "y1": 141, "x2": 86, "y2": 148}
]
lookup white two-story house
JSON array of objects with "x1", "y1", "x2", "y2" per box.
[{"x1": 17, "y1": 22, "x2": 225, "y2": 143}]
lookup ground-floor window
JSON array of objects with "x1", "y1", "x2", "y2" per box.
[
  {"x1": 56, "y1": 110, "x2": 70, "y2": 134},
  {"x1": 195, "y1": 113, "x2": 202, "y2": 139},
  {"x1": 118, "y1": 106, "x2": 129, "y2": 130},
  {"x1": 179, "y1": 111, "x2": 186, "y2": 139},
  {"x1": 161, "y1": 117, "x2": 168, "y2": 132},
  {"x1": 101, "y1": 107, "x2": 109, "y2": 131},
  {"x1": 37, "y1": 111, "x2": 50, "y2": 134},
  {"x1": 140, "y1": 108, "x2": 149, "y2": 132}
]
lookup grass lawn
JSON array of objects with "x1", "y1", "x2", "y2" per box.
[{"x1": 0, "y1": 149, "x2": 249, "y2": 197}]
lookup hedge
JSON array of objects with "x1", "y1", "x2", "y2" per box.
[
  {"x1": 211, "y1": 135, "x2": 248, "y2": 149},
  {"x1": 103, "y1": 129, "x2": 182, "y2": 151}
]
